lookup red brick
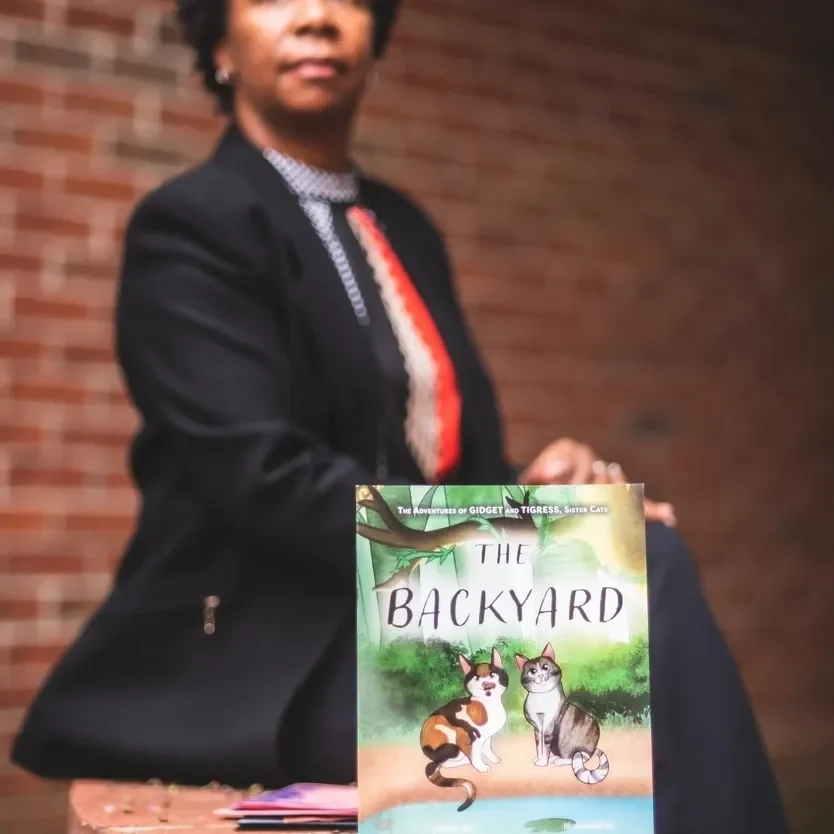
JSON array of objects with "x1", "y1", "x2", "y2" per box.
[
  {"x1": 65, "y1": 6, "x2": 135, "y2": 37},
  {"x1": 0, "y1": 424, "x2": 44, "y2": 445},
  {"x1": 64, "y1": 256, "x2": 117, "y2": 282},
  {"x1": 14, "y1": 207, "x2": 89, "y2": 240},
  {"x1": 6, "y1": 553, "x2": 86, "y2": 574},
  {"x1": 0, "y1": 246, "x2": 42, "y2": 274},
  {"x1": 63, "y1": 426, "x2": 132, "y2": 448},
  {"x1": 63, "y1": 512, "x2": 134, "y2": 533},
  {"x1": 13, "y1": 293, "x2": 90, "y2": 321},
  {"x1": 63, "y1": 171, "x2": 138, "y2": 203},
  {"x1": 62, "y1": 342, "x2": 114, "y2": 364},
  {"x1": 64, "y1": 87, "x2": 135, "y2": 119},
  {"x1": 0, "y1": 339, "x2": 43, "y2": 360},
  {"x1": 106, "y1": 472, "x2": 132, "y2": 488},
  {"x1": 0, "y1": 689, "x2": 38, "y2": 710},
  {"x1": 7, "y1": 380, "x2": 86, "y2": 406},
  {"x1": 0, "y1": 76, "x2": 49, "y2": 108},
  {"x1": 8, "y1": 644, "x2": 68, "y2": 667},
  {"x1": 13, "y1": 124, "x2": 94, "y2": 155},
  {"x1": 112, "y1": 54, "x2": 178, "y2": 86},
  {"x1": 10, "y1": 467, "x2": 87, "y2": 488},
  {"x1": 160, "y1": 102, "x2": 221, "y2": 134},
  {"x1": 110, "y1": 133, "x2": 193, "y2": 167},
  {"x1": 0, "y1": 163, "x2": 44, "y2": 193},
  {"x1": 0, "y1": 598, "x2": 40, "y2": 618},
  {"x1": 3, "y1": 0, "x2": 47, "y2": 23},
  {"x1": 13, "y1": 37, "x2": 92, "y2": 72}
]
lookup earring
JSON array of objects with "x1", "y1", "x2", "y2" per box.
[{"x1": 215, "y1": 67, "x2": 231, "y2": 85}]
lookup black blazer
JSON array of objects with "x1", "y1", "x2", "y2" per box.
[{"x1": 12, "y1": 124, "x2": 515, "y2": 788}]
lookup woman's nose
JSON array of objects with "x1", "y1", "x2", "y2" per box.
[
  {"x1": 293, "y1": 0, "x2": 331, "y2": 25},
  {"x1": 290, "y1": 0, "x2": 339, "y2": 39}
]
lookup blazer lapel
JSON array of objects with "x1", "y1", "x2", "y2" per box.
[
  {"x1": 208, "y1": 124, "x2": 387, "y2": 432},
  {"x1": 210, "y1": 125, "x2": 356, "y2": 326}
]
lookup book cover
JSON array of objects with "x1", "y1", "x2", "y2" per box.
[{"x1": 355, "y1": 483, "x2": 654, "y2": 834}]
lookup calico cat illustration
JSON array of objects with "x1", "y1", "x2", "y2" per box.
[
  {"x1": 515, "y1": 643, "x2": 610, "y2": 785},
  {"x1": 419, "y1": 647, "x2": 508, "y2": 811}
]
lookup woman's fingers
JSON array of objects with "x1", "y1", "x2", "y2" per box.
[
  {"x1": 607, "y1": 461, "x2": 627, "y2": 483},
  {"x1": 520, "y1": 441, "x2": 676, "y2": 529},
  {"x1": 568, "y1": 443, "x2": 596, "y2": 484},
  {"x1": 645, "y1": 499, "x2": 677, "y2": 527}
]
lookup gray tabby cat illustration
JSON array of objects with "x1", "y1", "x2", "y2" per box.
[{"x1": 515, "y1": 643, "x2": 610, "y2": 785}]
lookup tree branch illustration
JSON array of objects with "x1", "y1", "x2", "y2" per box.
[{"x1": 356, "y1": 486, "x2": 537, "y2": 591}]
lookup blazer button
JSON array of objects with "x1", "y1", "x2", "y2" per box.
[{"x1": 203, "y1": 595, "x2": 220, "y2": 635}]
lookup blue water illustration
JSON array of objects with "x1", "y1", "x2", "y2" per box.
[{"x1": 363, "y1": 796, "x2": 654, "y2": 834}]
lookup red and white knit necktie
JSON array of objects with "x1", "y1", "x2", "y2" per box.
[{"x1": 347, "y1": 206, "x2": 462, "y2": 484}]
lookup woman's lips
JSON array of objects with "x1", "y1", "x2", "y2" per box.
[{"x1": 284, "y1": 59, "x2": 342, "y2": 80}]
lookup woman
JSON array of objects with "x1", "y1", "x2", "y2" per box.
[{"x1": 13, "y1": 1, "x2": 787, "y2": 831}]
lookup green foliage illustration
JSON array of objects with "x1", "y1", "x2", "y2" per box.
[
  {"x1": 525, "y1": 820, "x2": 578, "y2": 833},
  {"x1": 358, "y1": 635, "x2": 650, "y2": 742}
]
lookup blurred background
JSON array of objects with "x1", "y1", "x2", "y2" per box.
[{"x1": 1, "y1": 0, "x2": 833, "y2": 831}]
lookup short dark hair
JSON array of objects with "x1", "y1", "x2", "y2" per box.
[{"x1": 175, "y1": 0, "x2": 401, "y2": 116}]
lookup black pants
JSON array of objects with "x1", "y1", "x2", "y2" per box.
[
  {"x1": 277, "y1": 618, "x2": 357, "y2": 785},
  {"x1": 645, "y1": 522, "x2": 788, "y2": 833},
  {"x1": 277, "y1": 522, "x2": 789, "y2": 833}
]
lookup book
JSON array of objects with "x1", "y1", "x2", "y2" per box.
[
  {"x1": 236, "y1": 822, "x2": 356, "y2": 831},
  {"x1": 355, "y1": 483, "x2": 654, "y2": 833},
  {"x1": 231, "y1": 783, "x2": 357, "y2": 812},
  {"x1": 219, "y1": 783, "x2": 358, "y2": 831}
]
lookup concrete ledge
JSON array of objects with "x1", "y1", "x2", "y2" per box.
[{"x1": 68, "y1": 781, "x2": 237, "y2": 833}]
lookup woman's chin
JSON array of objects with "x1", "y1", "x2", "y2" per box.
[{"x1": 275, "y1": 89, "x2": 358, "y2": 119}]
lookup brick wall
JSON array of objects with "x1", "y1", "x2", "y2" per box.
[{"x1": 2, "y1": 0, "x2": 833, "y2": 831}]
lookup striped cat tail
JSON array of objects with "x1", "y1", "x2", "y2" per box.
[
  {"x1": 424, "y1": 743, "x2": 476, "y2": 811},
  {"x1": 571, "y1": 748, "x2": 610, "y2": 785}
]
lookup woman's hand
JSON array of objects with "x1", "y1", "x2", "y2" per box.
[{"x1": 518, "y1": 437, "x2": 677, "y2": 527}]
